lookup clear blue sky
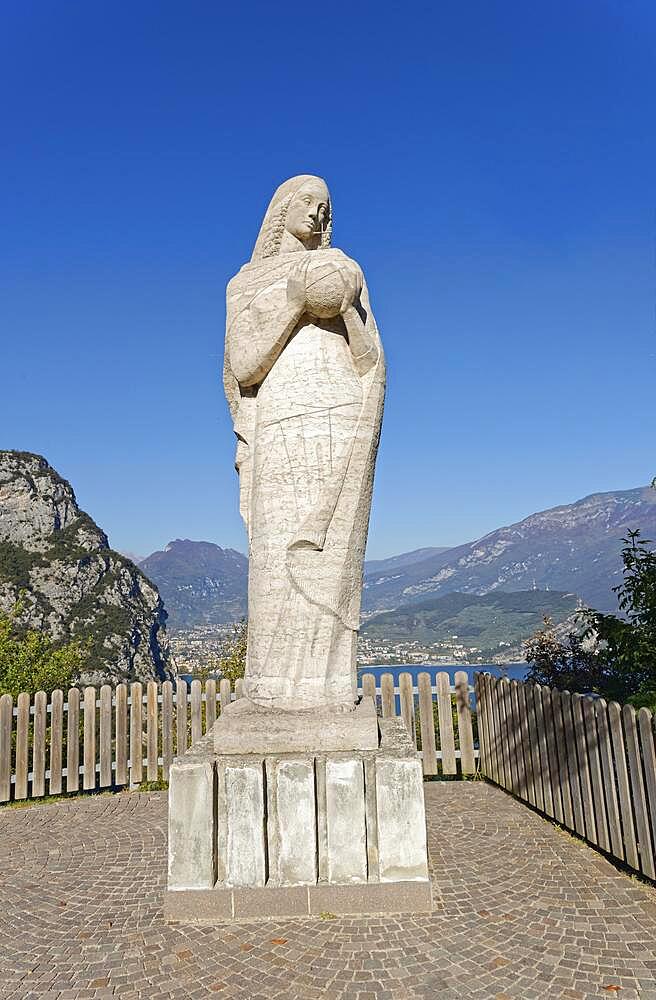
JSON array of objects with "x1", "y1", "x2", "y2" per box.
[{"x1": 2, "y1": 1, "x2": 654, "y2": 559}]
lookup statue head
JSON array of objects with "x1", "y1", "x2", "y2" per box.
[{"x1": 251, "y1": 175, "x2": 332, "y2": 261}]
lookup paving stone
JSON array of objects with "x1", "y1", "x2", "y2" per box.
[{"x1": 0, "y1": 784, "x2": 655, "y2": 998}]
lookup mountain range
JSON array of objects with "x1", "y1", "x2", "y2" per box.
[{"x1": 140, "y1": 485, "x2": 655, "y2": 630}]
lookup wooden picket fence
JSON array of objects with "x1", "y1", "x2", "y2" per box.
[
  {"x1": 475, "y1": 673, "x2": 656, "y2": 880},
  {"x1": 0, "y1": 670, "x2": 478, "y2": 803}
]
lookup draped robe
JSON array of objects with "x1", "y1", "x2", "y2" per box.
[{"x1": 224, "y1": 247, "x2": 385, "y2": 711}]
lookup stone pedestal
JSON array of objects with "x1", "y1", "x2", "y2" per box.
[{"x1": 165, "y1": 698, "x2": 432, "y2": 921}]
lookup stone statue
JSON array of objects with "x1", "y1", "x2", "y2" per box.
[{"x1": 223, "y1": 175, "x2": 385, "y2": 712}]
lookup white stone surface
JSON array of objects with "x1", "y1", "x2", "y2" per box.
[
  {"x1": 211, "y1": 695, "x2": 378, "y2": 754},
  {"x1": 267, "y1": 758, "x2": 316, "y2": 885},
  {"x1": 223, "y1": 174, "x2": 385, "y2": 712},
  {"x1": 376, "y1": 756, "x2": 429, "y2": 882},
  {"x1": 324, "y1": 758, "x2": 367, "y2": 883},
  {"x1": 167, "y1": 757, "x2": 216, "y2": 890},
  {"x1": 221, "y1": 761, "x2": 266, "y2": 888}
]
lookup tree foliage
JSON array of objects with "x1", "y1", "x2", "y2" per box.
[
  {"x1": 525, "y1": 529, "x2": 656, "y2": 709},
  {"x1": 216, "y1": 620, "x2": 248, "y2": 685},
  {"x1": 0, "y1": 603, "x2": 88, "y2": 698}
]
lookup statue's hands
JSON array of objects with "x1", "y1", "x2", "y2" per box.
[
  {"x1": 286, "y1": 260, "x2": 307, "y2": 313},
  {"x1": 339, "y1": 264, "x2": 363, "y2": 314}
]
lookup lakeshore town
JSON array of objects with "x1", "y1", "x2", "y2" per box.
[{"x1": 168, "y1": 622, "x2": 517, "y2": 675}]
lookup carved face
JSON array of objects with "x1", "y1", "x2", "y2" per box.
[{"x1": 284, "y1": 179, "x2": 330, "y2": 247}]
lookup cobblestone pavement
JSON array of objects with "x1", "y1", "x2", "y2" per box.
[{"x1": 1, "y1": 782, "x2": 655, "y2": 1000}]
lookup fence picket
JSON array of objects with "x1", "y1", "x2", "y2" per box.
[
  {"x1": 418, "y1": 672, "x2": 437, "y2": 776},
  {"x1": 361, "y1": 673, "x2": 376, "y2": 703},
  {"x1": 100, "y1": 685, "x2": 112, "y2": 788},
  {"x1": 490, "y1": 676, "x2": 506, "y2": 788},
  {"x1": 534, "y1": 685, "x2": 554, "y2": 816},
  {"x1": 518, "y1": 682, "x2": 535, "y2": 806},
  {"x1": 162, "y1": 681, "x2": 173, "y2": 780},
  {"x1": 83, "y1": 687, "x2": 96, "y2": 791},
  {"x1": 219, "y1": 678, "x2": 231, "y2": 715},
  {"x1": 596, "y1": 699, "x2": 623, "y2": 860},
  {"x1": 510, "y1": 681, "x2": 527, "y2": 799},
  {"x1": 542, "y1": 688, "x2": 563, "y2": 823},
  {"x1": 551, "y1": 691, "x2": 573, "y2": 830},
  {"x1": 15, "y1": 692, "x2": 30, "y2": 800},
  {"x1": 455, "y1": 671, "x2": 475, "y2": 774},
  {"x1": 147, "y1": 681, "x2": 159, "y2": 782},
  {"x1": 560, "y1": 691, "x2": 584, "y2": 837},
  {"x1": 474, "y1": 675, "x2": 488, "y2": 776},
  {"x1": 0, "y1": 694, "x2": 11, "y2": 802},
  {"x1": 526, "y1": 682, "x2": 543, "y2": 811},
  {"x1": 437, "y1": 672, "x2": 457, "y2": 775},
  {"x1": 637, "y1": 708, "x2": 656, "y2": 867},
  {"x1": 399, "y1": 672, "x2": 416, "y2": 746},
  {"x1": 66, "y1": 688, "x2": 80, "y2": 793},
  {"x1": 608, "y1": 700, "x2": 638, "y2": 870},
  {"x1": 235, "y1": 678, "x2": 244, "y2": 699},
  {"x1": 48, "y1": 689, "x2": 63, "y2": 796},
  {"x1": 115, "y1": 684, "x2": 128, "y2": 786},
  {"x1": 486, "y1": 674, "x2": 501, "y2": 785},
  {"x1": 623, "y1": 704, "x2": 655, "y2": 879},
  {"x1": 381, "y1": 673, "x2": 395, "y2": 718},
  {"x1": 176, "y1": 679, "x2": 188, "y2": 756},
  {"x1": 205, "y1": 679, "x2": 217, "y2": 732},
  {"x1": 130, "y1": 682, "x2": 143, "y2": 787},
  {"x1": 32, "y1": 690, "x2": 47, "y2": 798},
  {"x1": 191, "y1": 679, "x2": 202, "y2": 745},
  {"x1": 571, "y1": 694, "x2": 595, "y2": 842},
  {"x1": 583, "y1": 697, "x2": 609, "y2": 853}
]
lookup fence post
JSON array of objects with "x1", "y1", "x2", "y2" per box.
[
  {"x1": 15, "y1": 692, "x2": 30, "y2": 800},
  {"x1": 219, "y1": 678, "x2": 231, "y2": 716},
  {"x1": 455, "y1": 671, "x2": 475, "y2": 775},
  {"x1": 115, "y1": 683, "x2": 128, "y2": 786},
  {"x1": 437, "y1": 672, "x2": 456, "y2": 775},
  {"x1": 205, "y1": 679, "x2": 217, "y2": 732},
  {"x1": 623, "y1": 703, "x2": 655, "y2": 879},
  {"x1": 638, "y1": 708, "x2": 656, "y2": 867},
  {"x1": 66, "y1": 688, "x2": 80, "y2": 793},
  {"x1": 381, "y1": 673, "x2": 395, "y2": 718},
  {"x1": 583, "y1": 696, "x2": 609, "y2": 852},
  {"x1": 176, "y1": 679, "x2": 188, "y2": 756},
  {"x1": 191, "y1": 679, "x2": 202, "y2": 744},
  {"x1": 551, "y1": 690, "x2": 573, "y2": 830},
  {"x1": 0, "y1": 694, "x2": 12, "y2": 803},
  {"x1": 161, "y1": 680, "x2": 173, "y2": 781},
  {"x1": 83, "y1": 687, "x2": 96, "y2": 791},
  {"x1": 608, "y1": 700, "x2": 638, "y2": 870},
  {"x1": 31, "y1": 690, "x2": 47, "y2": 798},
  {"x1": 399, "y1": 672, "x2": 416, "y2": 746},
  {"x1": 130, "y1": 681, "x2": 143, "y2": 787},
  {"x1": 361, "y1": 673, "x2": 376, "y2": 705},
  {"x1": 596, "y1": 698, "x2": 623, "y2": 860},
  {"x1": 417, "y1": 672, "x2": 437, "y2": 776},
  {"x1": 147, "y1": 681, "x2": 159, "y2": 782},
  {"x1": 49, "y1": 689, "x2": 63, "y2": 796},
  {"x1": 99, "y1": 685, "x2": 113, "y2": 788}
]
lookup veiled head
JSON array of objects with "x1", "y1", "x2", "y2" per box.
[{"x1": 251, "y1": 175, "x2": 332, "y2": 261}]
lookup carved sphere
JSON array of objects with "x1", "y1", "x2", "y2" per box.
[{"x1": 303, "y1": 258, "x2": 347, "y2": 318}]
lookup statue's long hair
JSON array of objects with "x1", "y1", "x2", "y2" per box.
[{"x1": 251, "y1": 175, "x2": 332, "y2": 261}]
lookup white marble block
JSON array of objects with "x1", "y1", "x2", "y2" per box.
[
  {"x1": 266, "y1": 758, "x2": 317, "y2": 885},
  {"x1": 324, "y1": 758, "x2": 367, "y2": 884},
  {"x1": 218, "y1": 760, "x2": 266, "y2": 888},
  {"x1": 376, "y1": 756, "x2": 429, "y2": 882},
  {"x1": 168, "y1": 756, "x2": 216, "y2": 890}
]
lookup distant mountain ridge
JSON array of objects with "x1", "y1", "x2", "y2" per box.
[
  {"x1": 363, "y1": 486, "x2": 656, "y2": 614},
  {"x1": 140, "y1": 539, "x2": 248, "y2": 629}
]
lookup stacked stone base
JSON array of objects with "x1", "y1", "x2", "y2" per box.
[{"x1": 165, "y1": 701, "x2": 432, "y2": 922}]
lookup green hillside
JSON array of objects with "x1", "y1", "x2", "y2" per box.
[{"x1": 362, "y1": 590, "x2": 581, "y2": 657}]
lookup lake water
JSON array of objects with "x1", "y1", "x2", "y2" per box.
[{"x1": 357, "y1": 663, "x2": 528, "y2": 687}]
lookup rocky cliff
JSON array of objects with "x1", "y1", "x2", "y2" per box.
[{"x1": 0, "y1": 451, "x2": 171, "y2": 685}]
